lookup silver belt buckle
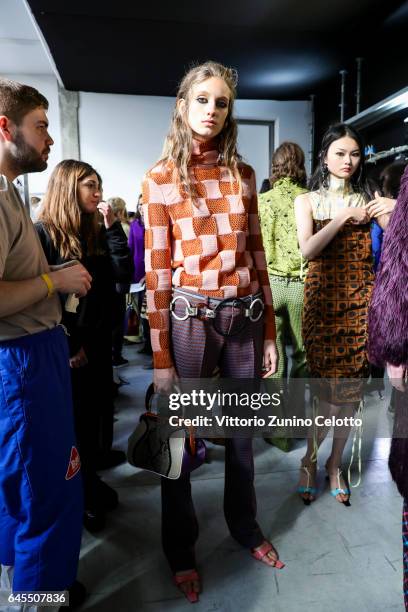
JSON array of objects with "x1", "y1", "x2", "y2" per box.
[
  {"x1": 249, "y1": 297, "x2": 264, "y2": 322},
  {"x1": 203, "y1": 308, "x2": 215, "y2": 319},
  {"x1": 170, "y1": 295, "x2": 196, "y2": 321}
]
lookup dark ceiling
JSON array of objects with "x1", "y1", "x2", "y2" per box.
[{"x1": 27, "y1": 0, "x2": 408, "y2": 101}]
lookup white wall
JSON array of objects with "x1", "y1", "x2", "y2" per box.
[
  {"x1": 2, "y1": 0, "x2": 61, "y2": 195},
  {"x1": 0, "y1": 0, "x2": 56, "y2": 75},
  {"x1": 235, "y1": 99, "x2": 312, "y2": 169},
  {"x1": 237, "y1": 122, "x2": 271, "y2": 190},
  {"x1": 79, "y1": 92, "x2": 312, "y2": 210},
  {"x1": 79, "y1": 93, "x2": 174, "y2": 210},
  {"x1": 4, "y1": 73, "x2": 62, "y2": 195},
  {"x1": 2, "y1": 73, "x2": 311, "y2": 206}
]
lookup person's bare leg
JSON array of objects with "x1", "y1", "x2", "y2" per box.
[
  {"x1": 325, "y1": 403, "x2": 356, "y2": 503},
  {"x1": 298, "y1": 399, "x2": 332, "y2": 502}
]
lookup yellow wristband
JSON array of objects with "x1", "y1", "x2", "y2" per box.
[{"x1": 41, "y1": 273, "x2": 55, "y2": 298}]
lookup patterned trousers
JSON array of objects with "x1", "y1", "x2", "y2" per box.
[
  {"x1": 268, "y1": 275, "x2": 307, "y2": 380},
  {"x1": 161, "y1": 289, "x2": 265, "y2": 572}
]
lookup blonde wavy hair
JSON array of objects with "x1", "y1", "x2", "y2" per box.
[
  {"x1": 161, "y1": 61, "x2": 242, "y2": 195},
  {"x1": 107, "y1": 197, "x2": 129, "y2": 224},
  {"x1": 39, "y1": 159, "x2": 102, "y2": 259}
]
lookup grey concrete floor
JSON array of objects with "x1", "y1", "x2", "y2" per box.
[{"x1": 76, "y1": 344, "x2": 404, "y2": 612}]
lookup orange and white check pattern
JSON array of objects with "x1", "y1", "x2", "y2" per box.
[{"x1": 142, "y1": 140, "x2": 276, "y2": 369}]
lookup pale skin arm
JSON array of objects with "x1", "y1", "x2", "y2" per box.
[
  {"x1": 0, "y1": 263, "x2": 92, "y2": 318},
  {"x1": 375, "y1": 214, "x2": 390, "y2": 230},
  {"x1": 294, "y1": 193, "x2": 370, "y2": 259},
  {"x1": 365, "y1": 191, "x2": 395, "y2": 230}
]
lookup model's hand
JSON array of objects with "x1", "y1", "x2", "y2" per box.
[
  {"x1": 262, "y1": 340, "x2": 278, "y2": 378},
  {"x1": 334, "y1": 207, "x2": 366, "y2": 226},
  {"x1": 346, "y1": 207, "x2": 370, "y2": 225},
  {"x1": 387, "y1": 362, "x2": 407, "y2": 392},
  {"x1": 69, "y1": 346, "x2": 88, "y2": 368},
  {"x1": 49, "y1": 262, "x2": 92, "y2": 297},
  {"x1": 366, "y1": 191, "x2": 396, "y2": 218},
  {"x1": 153, "y1": 366, "x2": 179, "y2": 394},
  {"x1": 97, "y1": 201, "x2": 116, "y2": 229}
]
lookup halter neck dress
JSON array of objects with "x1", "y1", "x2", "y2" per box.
[{"x1": 302, "y1": 176, "x2": 374, "y2": 403}]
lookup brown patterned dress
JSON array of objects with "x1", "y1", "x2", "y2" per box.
[{"x1": 302, "y1": 183, "x2": 374, "y2": 404}]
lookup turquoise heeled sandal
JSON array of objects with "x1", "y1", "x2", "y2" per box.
[
  {"x1": 297, "y1": 465, "x2": 317, "y2": 505},
  {"x1": 327, "y1": 467, "x2": 351, "y2": 507}
]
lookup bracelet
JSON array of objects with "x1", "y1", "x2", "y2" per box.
[{"x1": 41, "y1": 273, "x2": 55, "y2": 298}]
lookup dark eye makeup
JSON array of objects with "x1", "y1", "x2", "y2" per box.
[{"x1": 196, "y1": 96, "x2": 228, "y2": 108}]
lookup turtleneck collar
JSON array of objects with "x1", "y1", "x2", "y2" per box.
[
  {"x1": 327, "y1": 174, "x2": 353, "y2": 195},
  {"x1": 189, "y1": 138, "x2": 220, "y2": 166}
]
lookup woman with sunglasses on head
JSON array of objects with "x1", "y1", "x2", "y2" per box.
[
  {"x1": 294, "y1": 123, "x2": 391, "y2": 507},
  {"x1": 36, "y1": 160, "x2": 133, "y2": 531},
  {"x1": 143, "y1": 61, "x2": 282, "y2": 603}
]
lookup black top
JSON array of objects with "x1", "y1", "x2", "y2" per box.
[{"x1": 36, "y1": 220, "x2": 133, "y2": 356}]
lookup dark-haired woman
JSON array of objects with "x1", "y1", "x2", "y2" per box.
[
  {"x1": 294, "y1": 123, "x2": 390, "y2": 505},
  {"x1": 258, "y1": 142, "x2": 308, "y2": 450},
  {"x1": 36, "y1": 160, "x2": 133, "y2": 530}
]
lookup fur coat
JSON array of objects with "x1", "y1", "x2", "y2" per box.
[
  {"x1": 368, "y1": 165, "x2": 408, "y2": 497},
  {"x1": 368, "y1": 166, "x2": 408, "y2": 367}
]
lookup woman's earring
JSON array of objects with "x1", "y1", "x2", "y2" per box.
[
  {"x1": 356, "y1": 164, "x2": 363, "y2": 185},
  {"x1": 321, "y1": 162, "x2": 329, "y2": 188},
  {"x1": 350, "y1": 164, "x2": 362, "y2": 190}
]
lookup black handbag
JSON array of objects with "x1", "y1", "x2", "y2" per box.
[{"x1": 127, "y1": 384, "x2": 206, "y2": 479}]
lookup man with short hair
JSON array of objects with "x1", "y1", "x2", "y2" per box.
[{"x1": 0, "y1": 78, "x2": 91, "y2": 609}]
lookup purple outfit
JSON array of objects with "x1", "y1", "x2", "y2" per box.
[
  {"x1": 368, "y1": 166, "x2": 408, "y2": 611},
  {"x1": 128, "y1": 219, "x2": 145, "y2": 283},
  {"x1": 368, "y1": 167, "x2": 408, "y2": 367}
]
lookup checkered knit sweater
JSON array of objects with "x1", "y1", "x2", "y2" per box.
[{"x1": 142, "y1": 138, "x2": 276, "y2": 369}]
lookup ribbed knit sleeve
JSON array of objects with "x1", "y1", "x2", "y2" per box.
[
  {"x1": 142, "y1": 170, "x2": 174, "y2": 369},
  {"x1": 247, "y1": 170, "x2": 276, "y2": 341},
  {"x1": 142, "y1": 156, "x2": 277, "y2": 370}
]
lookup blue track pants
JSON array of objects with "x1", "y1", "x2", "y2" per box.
[{"x1": 0, "y1": 326, "x2": 83, "y2": 591}]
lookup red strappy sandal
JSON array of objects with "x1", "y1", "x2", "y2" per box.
[
  {"x1": 174, "y1": 570, "x2": 200, "y2": 603},
  {"x1": 251, "y1": 541, "x2": 285, "y2": 569}
]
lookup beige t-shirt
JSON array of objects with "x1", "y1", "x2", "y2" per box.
[{"x1": 0, "y1": 176, "x2": 61, "y2": 341}]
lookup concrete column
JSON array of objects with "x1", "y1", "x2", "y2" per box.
[{"x1": 58, "y1": 86, "x2": 80, "y2": 160}]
